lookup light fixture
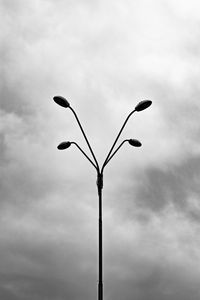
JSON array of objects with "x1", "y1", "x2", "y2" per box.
[
  {"x1": 128, "y1": 139, "x2": 142, "y2": 147},
  {"x1": 53, "y1": 96, "x2": 70, "y2": 108},
  {"x1": 57, "y1": 141, "x2": 71, "y2": 150},
  {"x1": 135, "y1": 100, "x2": 152, "y2": 112}
]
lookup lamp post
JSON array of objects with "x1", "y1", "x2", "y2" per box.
[{"x1": 53, "y1": 96, "x2": 152, "y2": 300}]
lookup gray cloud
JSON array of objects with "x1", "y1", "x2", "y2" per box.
[
  {"x1": 135, "y1": 155, "x2": 200, "y2": 215},
  {"x1": 1, "y1": 0, "x2": 200, "y2": 299}
]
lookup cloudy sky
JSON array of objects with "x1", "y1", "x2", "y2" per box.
[{"x1": 1, "y1": 0, "x2": 200, "y2": 299}]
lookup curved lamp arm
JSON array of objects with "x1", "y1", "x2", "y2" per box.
[
  {"x1": 53, "y1": 96, "x2": 99, "y2": 171},
  {"x1": 101, "y1": 109, "x2": 136, "y2": 173},
  {"x1": 101, "y1": 138, "x2": 142, "y2": 172},
  {"x1": 69, "y1": 107, "x2": 100, "y2": 171},
  {"x1": 101, "y1": 140, "x2": 128, "y2": 172},
  {"x1": 71, "y1": 142, "x2": 98, "y2": 171},
  {"x1": 101, "y1": 100, "x2": 152, "y2": 173}
]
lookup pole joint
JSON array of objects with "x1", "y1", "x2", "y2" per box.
[{"x1": 97, "y1": 172, "x2": 103, "y2": 191}]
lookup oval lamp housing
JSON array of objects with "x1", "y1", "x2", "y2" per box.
[
  {"x1": 57, "y1": 141, "x2": 71, "y2": 150},
  {"x1": 53, "y1": 96, "x2": 70, "y2": 108},
  {"x1": 135, "y1": 100, "x2": 152, "y2": 112},
  {"x1": 128, "y1": 139, "x2": 142, "y2": 147}
]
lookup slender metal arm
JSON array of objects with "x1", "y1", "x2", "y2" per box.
[
  {"x1": 69, "y1": 107, "x2": 100, "y2": 171},
  {"x1": 101, "y1": 109, "x2": 136, "y2": 173},
  {"x1": 71, "y1": 142, "x2": 98, "y2": 171},
  {"x1": 102, "y1": 140, "x2": 128, "y2": 171}
]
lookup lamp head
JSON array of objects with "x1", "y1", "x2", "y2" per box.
[
  {"x1": 135, "y1": 100, "x2": 152, "y2": 112},
  {"x1": 57, "y1": 141, "x2": 71, "y2": 150},
  {"x1": 128, "y1": 139, "x2": 142, "y2": 147},
  {"x1": 53, "y1": 96, "x2": 70, "y2": 108}
]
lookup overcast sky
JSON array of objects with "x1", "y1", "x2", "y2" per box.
[{"x1": 1, "y1": 0, "x2": 200, "y2": 299}]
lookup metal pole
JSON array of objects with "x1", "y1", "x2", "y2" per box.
[
  {"x1": 54, "y1": 97, "x2": 152, "y2": 300},
  {"x1": 97, "y1": 172, "x2": 103, "y2": 300}
]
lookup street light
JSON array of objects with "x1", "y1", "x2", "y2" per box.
[
  {"x1": 53, "y1": 96, "x2": 152, "y2": 300},
  {"x1": 135, "y1": 100, "x2": 152, "y2": 111},
  {"x1": 128, "y1": 138, "x2": 142, "y2": 147},
  {"x1": 57, "y1": 141, "x2": 71, "y2": 150},
  {"x1": 53, "y1": 96, "x2": 70, "y2": 108}
]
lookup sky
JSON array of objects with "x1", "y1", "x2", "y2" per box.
[{"x1": 1, "y1": 0, "x2": 200, "y2": 299}]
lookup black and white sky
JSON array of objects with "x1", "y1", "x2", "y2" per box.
[{"x1": 1, "y1": 0, "x2": 200, "y2": 299}]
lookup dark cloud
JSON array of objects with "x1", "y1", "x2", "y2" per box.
[
  {"x1": 0, "y1": 273, "x2": 95, "y2": 300},
  {"x1": 106, "y1": 154, "x2": 200, "y2": 224},
  {"x1": 103, "y1": 226, "x2": 200, "y2": 300},
  {"x1": 105, "y1": 265, "x2": 200, "y2": 300},
  {"x1": 134, "y1": 155, "x2": 200, "y2": 219}
]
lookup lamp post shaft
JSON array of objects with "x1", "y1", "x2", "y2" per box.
[{"x1": 97, "y1": 172, "x2": 103, "y2": 300}]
